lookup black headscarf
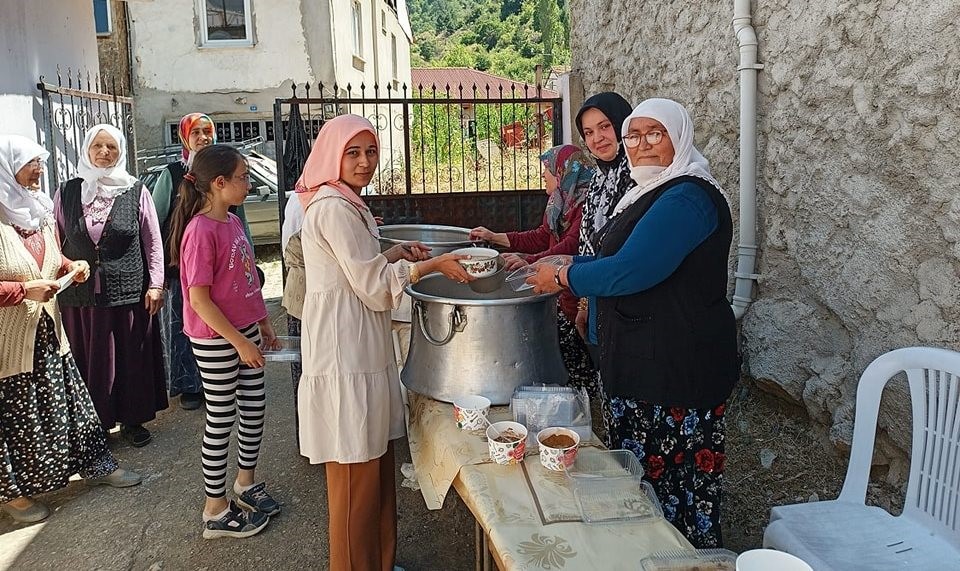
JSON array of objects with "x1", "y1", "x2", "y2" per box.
[{"x1": 575, "y1": 92, "x2": 633, "y2": 172}]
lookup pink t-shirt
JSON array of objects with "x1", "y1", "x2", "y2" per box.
[{"x1": 179, "y1": 213, "x2": 267, "y2": 339}]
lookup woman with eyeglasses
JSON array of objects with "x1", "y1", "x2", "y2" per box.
[
  {"x1": 0, "y1": 135, "x2": 141, "y2": 523},
  {"x1": 54, "y1": 124, "x2": 169, "y2": 449},
  {"x1": 527, "y1": 98, "x2": 739, "y2": 549}
]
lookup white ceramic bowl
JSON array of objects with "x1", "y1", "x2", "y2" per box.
[
  {"x1": 453, "y1": 395, "x2": 491, "y2": 431},
  {"x1": 451, "y1": 247, "x2": 500, "y2": 278},
  {"x1": 486, "y1": 421, "x2": 527, "y2": 465},
  {"x1": 736, "y1": 549, "x2": 813, "y2": 571},
  {"x1": 536, "y1": 427, "x2": 581, "y2": 471}
]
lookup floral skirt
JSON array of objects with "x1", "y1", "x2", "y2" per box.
[
  {"x1": 0, "y1": 313, "x2": 118, "y2": 503},
  {"x1": 557, "y1": 310, "x2": 601, "y2": 400},
  {"x1": 603, "y1": 395, "x2": 727, "y2": 548},
  {"x1": 288, "y1": 314, "x2": 302, "y2": 449}
]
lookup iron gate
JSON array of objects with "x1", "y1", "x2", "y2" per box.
[{"x1": 37, "y1": 67, "x2": 137, "y2": 190}]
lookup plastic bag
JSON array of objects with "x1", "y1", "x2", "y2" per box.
[
  {"x1": 511, "y1": 384, "x2": 591, "y2": 443},
  {"x1": 504, "y1": 255, "x2": 569, "y2": 292}
]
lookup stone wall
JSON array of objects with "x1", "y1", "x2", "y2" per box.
[
  {"x1": 96, "y1": 0, "x2": 132, "y2": 94},
  {"x1": 570, "y1": 0, "x2": 960, "y2": 480}
]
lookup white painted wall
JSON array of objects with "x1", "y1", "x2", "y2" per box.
[
  {"x1": 0, "y1": 0, "x2": 100, "y2": 140},
  {"x1": 127, "y1": 0, "x2": 314, "y2": 93}
]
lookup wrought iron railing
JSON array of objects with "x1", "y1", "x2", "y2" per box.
[{"x1": 37, "y1": 67, "x2": 136, "y2": 190}]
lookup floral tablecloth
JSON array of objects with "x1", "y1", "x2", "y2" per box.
[{"x1": 404, "y1": 390, "x2": 692, "y2": 570}]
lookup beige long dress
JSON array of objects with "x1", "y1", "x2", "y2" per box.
[{"x1": 298, "y1": 187, "x2": 409, "y2": 464}]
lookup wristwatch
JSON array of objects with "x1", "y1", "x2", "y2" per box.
[{"x1": 553, "y1": 266, "x2": 564, "y2": 288}]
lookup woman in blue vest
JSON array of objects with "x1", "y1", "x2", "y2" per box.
[
  {"x1": 54, "y1": 124, "x2": 168, "y2": 448},
  {"x1": 528, "y1": 98, "x2": 738, "y2": 548}
]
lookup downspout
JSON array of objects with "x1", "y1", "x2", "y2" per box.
[{"x1": 731, "y1": 0, "x2": 762, "y2": 319}]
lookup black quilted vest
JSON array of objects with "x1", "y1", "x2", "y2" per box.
[
  {"x1": 58, "y1": 178, "x2": 146, "y2": 307},
  {"x1": 594, "y1": 176, "x2": 739, "y2": 408}
]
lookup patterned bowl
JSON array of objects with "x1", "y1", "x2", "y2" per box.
[
  {"x1": 486, "y1": 421, "x2": 527, "y2": 465},
  {"x1": 536, "y1": 427, "x2": 581, "y2": 471},
  {"x1": 451, "y1": 247, "x2": 500, "y2": 278}
]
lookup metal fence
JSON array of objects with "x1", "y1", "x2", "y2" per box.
[
  {"x1": 37, "y1": 67, "x2": 136, "y2": 190},
  {"x1": 273, "y1": 81, "x2": 562, "y2": 231}
]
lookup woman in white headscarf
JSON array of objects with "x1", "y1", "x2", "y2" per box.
[
  {"x1": 0, "y1": 134, "x2": 141, "y2": 524},
  {"x1": 528, "y1": 99, "x2": 738, "y2": 549},
  {"x1": 53, "y1": 124, "x2": 168, "y2": 448}
]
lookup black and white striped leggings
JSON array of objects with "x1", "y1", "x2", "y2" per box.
[{"x1": 190, "y1": 323, "x2": 266, "y2": 498}]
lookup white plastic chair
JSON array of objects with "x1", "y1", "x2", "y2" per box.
[{"x1": 763, "y1": 347, "x2": 960, "y2": 570}]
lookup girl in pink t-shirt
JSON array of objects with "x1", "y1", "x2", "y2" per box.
[{"x1": 167, "y1": 144, "x2": 280, "y2": 540}]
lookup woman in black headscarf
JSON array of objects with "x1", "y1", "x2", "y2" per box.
[{"x1": 572, "y1": 93, "x2": 634, "y2": 352}]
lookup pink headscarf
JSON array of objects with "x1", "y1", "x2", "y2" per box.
[{"x1": 295, "y1": 114, "x2": 378, "y2": 210}]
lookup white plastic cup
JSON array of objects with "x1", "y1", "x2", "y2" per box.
[
  {"x1": 486, "y1": 421, "x2": 527, "y2": 465},
  {"x1": 736, "y1": 549, "x2": 813, "y2": 571},
  {"x1": 453, "y1": 395, "x2": 491, "y2": 430},
  {"x1": 536, "y1": 427, "x2": 581, "y2": 471}
]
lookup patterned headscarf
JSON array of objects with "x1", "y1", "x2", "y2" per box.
[
  {"x1": 0, "y1": 135, "x2": 53, "y2": 231},
  {"x1": 540, "y1": 145, "x2": 593, "y2": 241},
  {"x1": 178, "y1": 113, "x2": 216, "y2": 165}
]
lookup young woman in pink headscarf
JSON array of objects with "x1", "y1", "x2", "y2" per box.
[{"x1": 296, "y1": 114, "x2": 468, "y2": 571}]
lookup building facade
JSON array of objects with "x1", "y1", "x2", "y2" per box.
[{"x1": 122, "y1": 0, "x2": 413, "y2": 160}]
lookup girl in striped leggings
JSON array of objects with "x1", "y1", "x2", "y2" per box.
[{"x1": 167, "y1": 144, "x2": 281, "y2": 539}]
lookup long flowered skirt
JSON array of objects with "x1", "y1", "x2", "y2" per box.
[
  {"x1": 288, "y1": 314, "x2": 302, "y2": 449},
  {"x1": 62, "y1": 301, "x2": 168, "y2": 429},
  {"x1": 0, "y1": 313, "x2": 118, "y2": 503},
  {"x1": 162, "y1": 279, "x2": 202, "y2": 397},
  {"x1": 603, "y1": 395, "x2": 727, "y2": 548}
]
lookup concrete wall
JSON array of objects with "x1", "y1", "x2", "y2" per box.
[
  {"x1": 0, "y1": 0, "x2": 100, "y2": 140},
  {"x1": 126, "y1": 0, "x2": 314, "y2": 151},
  {"x1": 570, "y1": 0, "x2": 960, "y2": 480}
]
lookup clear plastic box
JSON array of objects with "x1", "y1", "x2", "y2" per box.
[
  {"x1": 563, "y1": 449, "x2": 659, "y2": 523},
  {"x1": 639, "y1": 548, "x2": 738, "y2": 571},
  {"x1": 564, "y1": 449, "x2": 645, "y2": 481},
  {"x1": 262, "y1": 335, "x2": 301, "y2": 362}
]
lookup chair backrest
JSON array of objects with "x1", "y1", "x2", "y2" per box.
[{"x1": 838, "y1": 347, "x2": 960, "y2": 549}]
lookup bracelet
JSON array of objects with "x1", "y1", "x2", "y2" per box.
[
  {"x1": 577, "y1": 298, "x2": 588, "y2": 311},
  {"x1": 409, "y1": 262, "x2": 421, "y2": 284},
  {"x1": 553, "y1": 266, "x2": 564, "y2": 288}
]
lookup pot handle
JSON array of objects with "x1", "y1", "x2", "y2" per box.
[{"x1": 414, "y1": 300, "x2": 466, "y2": 346}]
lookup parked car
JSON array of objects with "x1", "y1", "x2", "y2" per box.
[{"x1": 139, "y1": 151, "x2": 284, "y2": 246}]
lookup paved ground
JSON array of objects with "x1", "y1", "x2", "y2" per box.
[{"x1": 0, "y1": 296, "x2": 476, "y2": 571}]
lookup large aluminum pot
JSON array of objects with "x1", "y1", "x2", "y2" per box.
[
  {"x1": 378, "y1": 224, "x2": 476, "y2": 256},
  {"x1": 379, "y1": 224, "x2": 477, "y2": 323},
  {"x1": 402, "y1": 274, "x2": 568, "y2": 404}
]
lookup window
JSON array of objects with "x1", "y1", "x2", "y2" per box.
[
  {"x1": 93, "y1": 0, "x2": 112, "y2": 36},
  {"x1": 199, "y1": 0, "x2": 254, "y2": 47},
  {"x1": 391, "y1": 34, "x2": 398, "y2": 79},
  {"x1": 381, "y1": 10, "x2": 386, "y2": 34},
  {"x1": 351, "y1": 1, "x2": 363, "y2": 57}
]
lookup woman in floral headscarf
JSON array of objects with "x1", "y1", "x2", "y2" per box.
[
  {"x1": 297, "y1": 114, "x2": 469, "y2": 571},
  {"x1": 151, "y1": 113, "x2": 252, "y2": 410},
  {"x1": 470, "y1": 144, "x2": 600, "y2": 402},
  {"x1": 54, "y1": 124, "x2": 168, "y2": 448}
]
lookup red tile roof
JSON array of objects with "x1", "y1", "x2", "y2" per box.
[{"x1": 409, "y1": 68, "x2": 559, "y2": 99}]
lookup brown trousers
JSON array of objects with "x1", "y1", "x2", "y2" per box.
[{"x1": 325, "y1": 441, "x2": 398, "y2": 571}]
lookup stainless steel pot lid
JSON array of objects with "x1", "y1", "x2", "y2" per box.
[{"x1": 378, "y1": 224, "x2": 474, "y2": 246}]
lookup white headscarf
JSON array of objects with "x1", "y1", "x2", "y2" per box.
[
  {"x1": 76, "y1": 124, "x2": 138, "y2": 206},
  {"x1": 0, "y1": 135, "x2": 53, "y2": 231},
  {"x1": 611, "y1": 98, "x2": 725, "y2": 217}
]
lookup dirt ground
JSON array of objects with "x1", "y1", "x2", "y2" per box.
[{"x1": 0, "y1": 249, "x2": 902, "y2": 569}]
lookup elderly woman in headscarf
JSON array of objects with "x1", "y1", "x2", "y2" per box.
[
  {"x1": 469, "y1": 144, "x2": 601, "y2": 402},
  {"x1": 0, "y1": 135, "x2": 141, "y2": 523},
  {"x1": 54, "y1": 124, "x2": 168, "y2": 448},
  {"x1": 528, "y1": 98, "x2": 739, "y2": 548},
  {"x1": 297, "y1": 114, "x2": 469, "y2": 571},
  {"x1": 151, "y1": 113, "x2": 252, "y2": 410}
]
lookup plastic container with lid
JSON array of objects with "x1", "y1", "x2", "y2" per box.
[
  {"x1": 563, "y1": 448, "x2": 645, "y2": 481},
  {"x1": 262, "y1": 335, "x2": 301, "y2": 362},
  {"x1": 640, "y1": 548, "x2": 738, "y2": 571},
  {"x1": 563, "y1": 449, "x2": 659, "y2": 523}
]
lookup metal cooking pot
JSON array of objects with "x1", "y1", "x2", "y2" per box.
[
  {"x1": 378, "y1": 224, "x2": 477, "y2": 256},
  {"x1": 379, "y1": 224, "x2": 480, "y2": 323},
  {"x1": 401, "y1": 274, "x2": 568, "y2": 404}
]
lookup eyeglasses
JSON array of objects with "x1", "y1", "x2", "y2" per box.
[
  {"x1": 25, "y1": 158, "x2": 45, "y2": 168},
  {"x1": 623, "y1": 131, "x2": 665, "y2": 148}
]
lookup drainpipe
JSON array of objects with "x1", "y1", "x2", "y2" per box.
[{"x1": 731, "y1": 0, "x2": 762, "y2": 320}]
